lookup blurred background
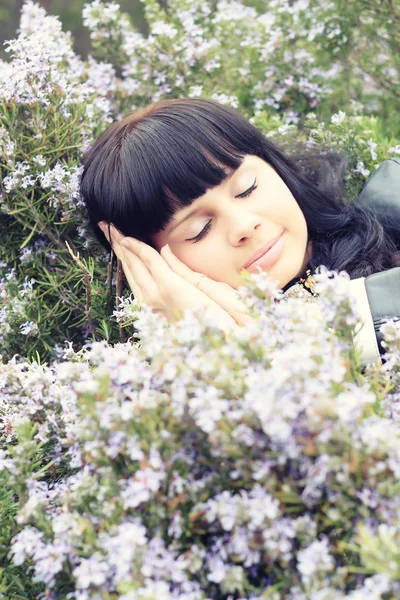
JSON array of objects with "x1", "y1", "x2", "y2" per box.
[{"x1": 0, "y1": 0, "x2": 149, "y2": 59}]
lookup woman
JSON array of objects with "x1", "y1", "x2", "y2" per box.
[{"x1": 80, "y1": 98, "x2": 400, "y2": 365}]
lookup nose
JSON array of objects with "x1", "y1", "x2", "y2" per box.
[{"x1": 228, "y1": 211, "x2": 262, "y2": 246}]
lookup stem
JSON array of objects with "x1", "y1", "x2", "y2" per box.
[
  {"x1": 107, "y1": 250, "x2": 116, "y2": 298},
  {"x1": 13, "y1": 190, "x2": 68, "y2": 251},
  {"x1": 65, "y1": 241, "x2": 97, "y2": 339},
  {"x1": 116, "y1": 258, "x2": 128, "y2": 343},
  {"x1": 10, "y1": 207, "x2": 65, "y2": 252},
  {"x1": 63, "y1": 233, "x2": 78, "y2": 256}
]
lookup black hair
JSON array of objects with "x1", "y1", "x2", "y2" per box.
[{"x1": 80, "y1": 98, "x2": 400, "y2": 280}]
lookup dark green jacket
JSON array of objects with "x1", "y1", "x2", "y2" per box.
[{"x1": 354, "y1": 158, "x2": 400, "y2": 363}]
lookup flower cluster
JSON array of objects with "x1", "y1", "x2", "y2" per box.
[
  {"x1": 1, "y1": 271, "x2": 400, "y2": 598},
  {"x1": 81, "y1": 0, "x2": 342, "y2": 115},
  {"x1": 0, "y1": 264, "x2": 40, "y2": 361}
]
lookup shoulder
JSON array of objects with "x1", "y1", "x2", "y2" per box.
[
  {"x1": 350, "y1": 266, "x2": 400, "y2": 363},
  {"x1": 358, "y1": 158, "x2": 400, "y2": 216}
]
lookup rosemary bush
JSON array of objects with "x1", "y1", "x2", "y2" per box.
[
  {"x1": 1, "y1": 271, "x2": 400, "y2": 599},
  {"x1": 1, "y1": 2, "x2": 400, "y2": 598}
]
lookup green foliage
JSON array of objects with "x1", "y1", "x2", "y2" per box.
[
  {"x1": 0, "y1": 0, "x2": 147, "y2": 60},
  {"x1": 254, "y1": 111, "x2": 400, "y2": 199}
]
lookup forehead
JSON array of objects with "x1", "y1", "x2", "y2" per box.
[
  {"x1": 169, "y1": 155, "x2": 261, "y2": 217},
  {"x1": 187, "y1": 154, "x2": 260, "y2": 196}
]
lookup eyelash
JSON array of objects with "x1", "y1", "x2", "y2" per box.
[
  {"x1": 237, "y1": 178, "x2": 258, "y2": 199},
  {"x1": 187, "y1": 178, "x2": 258, "y2": 243}
]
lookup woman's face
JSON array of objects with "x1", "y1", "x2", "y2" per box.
[{"x1": 152, "y1": 155, "x2": 310, "y2": 289}]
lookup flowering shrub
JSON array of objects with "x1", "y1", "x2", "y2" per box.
[
  {"x1": 1, "y1": 4, "x2": 400, "y2": 596},
  {"x1": 1, "y1": 270, "x2": 400, "y2": 599},
  {"x1": 0, "y1": 0, "x2": 399, "y2": 363}
]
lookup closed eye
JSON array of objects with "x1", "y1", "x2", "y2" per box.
[
  {"x1": 186, "y1": 220, "x2": 212, "y2": 243},
  {"x1": 235, "y1": 177, "x2": 258, "y2": 198},
  {"x1": 186, "y1": 178, "x2": 258, "y2": 243}
]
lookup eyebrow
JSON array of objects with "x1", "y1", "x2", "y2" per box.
[
  {"x1": 169, "y1": 207, "x2": 201, "y2": 233},
  {"x1": 167, "y1": 166, "x2": 241, "y2": 233}
]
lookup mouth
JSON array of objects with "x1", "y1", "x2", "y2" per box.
[{"x1": 243, "y1": 232, "x2": 284, "y2": 271}]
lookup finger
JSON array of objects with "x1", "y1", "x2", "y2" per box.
[
  {"x1": 202, "y1": 282, "x2": 252, "y2": 326},
  {"x1": 120, "y1": 237, "x2": 172, "y2": 282},
  {"x1": 99, "y1": 225, "x2": 162, "y2": 285},
  {"x1": 98, "y1": 221, "x2": 126, "y2": 249},
  {"x1": 119, "y1": 254, "x2": 145, "y2": 301},
  {"x1": 194, "y1": 279, "x2": 252, "y2": 326},
  {"x1": 120, "y1": 248, "x2": 162, "y2": 304},
  {"x1": 161, "y1": 245, "x2": 251, "y2": 326},
  {"x1": 160, "y1": 244, "x2": 204, "y2": 285},
  {"x1": 97, "y1": 223, "x2": 151, "y2": 302}
]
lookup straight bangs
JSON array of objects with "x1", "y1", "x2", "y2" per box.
[
  {"x1": 119, "y1": 119, "x2": 245, "y2": 239},
  {"x1": 81, "y1": 99, "x2": 263, "y2": 250}
]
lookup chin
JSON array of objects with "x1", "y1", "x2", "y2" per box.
[{"x1": 265, "y1": 268, "x2": 298, "y2": 291}]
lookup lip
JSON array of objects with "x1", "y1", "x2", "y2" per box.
[{"x1": 244, "y1": 232, "x2": 284, "y2": 270}]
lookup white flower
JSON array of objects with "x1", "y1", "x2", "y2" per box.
[
  {"x1": 82, "y1": 0, "x2": 121, "y2": 28},
  {"x1": 0, "y1": 449, "x2": 15, "y2": 473},
  {"x1": 120, "y1": 581, "x2": 173, "y2": 600},
  {"x1": 204, "y1": 58, "x2": 221, "y2": 72},
  {"x1": 73, "y1": 553, "x2": 111, "y2": 589},
  {"x1": 210, "y1": 92, "x2": 239, "y2": 108},
  {"x1": 330, "y1": 111, "x2": 346, "y2": 125},
  {"x1": 358, "y1": 416, "x2": 400, "y2": 454},
  {"x1": 367, "y1": 138, "x2": 378, "y2": 161},
  {"x1": 120, "y1": 467, "x2": 165, "y2": 509},
  {"x1": 32, "y1": 541, "x2": 70, "y2": 586},
  {"x1": 39, "y1": 163, "x2": 68, "y2": 192},
  {"x1": 188, "y1": 85, "x2": 203, "y2": 98},
  {"x1": 333, "y1": 386, "x2": 375, "y2": 422},
  {"x1": 32, "y1": 154, "x2": 47, "y2": 166},
  {"x1": 213, "y1": 0, "x2": 257, "y2": 23},
  {"x1": 100, "y1": 521, "x2": 147, "y2": 583},
  {"x1": 353, "y1": 160, "x2": 370, "y2": 178},
  {"x1": 20, "y1": 320, "x2": 39, "y2": 336},
  {"x1": 207, "y1": 556, "x2": 228, "y2": 583},
  {"x1": 3, "y1": 173, "x2": 20, "y2": 193},
  {"x1": 247, "y1": 486, "x2": 280, "y2": 529},
  {"x1": 297, "y1": 537, "x2": 335, "y2": 583},
  {"x1": 151, "y1": 21, "x2": 178, "y2": 39},
  {"x1": 73, "y1": 379, "x2": 100, "y2": 395},
  {"x1": 9, "y1": 527, "x2": 44, "y2": 566},
  {"x1": 388, "y1": 145, "x2": 400, "y2": 155}
]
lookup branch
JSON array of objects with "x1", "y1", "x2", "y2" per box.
[
  {"x1": 116, "y1": 258, "x2": 128, "y2": 344},
  {"x1": 65, "y1": 241, "x2": 97, "y2": 340},
  {"x1": 107, "y1": 250, "x2": 116, "y2": 298}
]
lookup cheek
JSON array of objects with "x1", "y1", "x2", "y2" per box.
[
  {"x1": 173, "y1": 243, "x2": 215, "y2": 273},
  {"x1": 294, "y1": 206, "x2": 308, "y2": 242},
  {"x1": 173, "y1": 245, "x2": 203, "y2": 271},
  {"x1": 151, "y1": 231, "x2": 212, "y2": 274},
  {"x1": 172, "y1": 242, "x2": 238, "y2": 284},
  {"x1": 274, "y1": 196, "x2": 306, "y2": 238}
]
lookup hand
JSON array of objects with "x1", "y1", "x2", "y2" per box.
[{"x1": 98, "y1": 222, "x2": 252, "y2": 329}]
